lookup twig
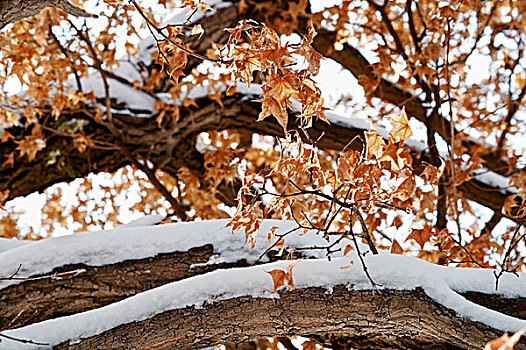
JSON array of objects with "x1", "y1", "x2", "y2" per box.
[
  {"x1": 129, "y1": 0, "x2": 219, "y2": 63},
  {"x1": 495, "y1": 224, "x2": 524, "y2": 290},
  {"x1": 0, "y1": 332, "x2": 48, "y2": 346},
  {"x1": 0, "y1": 266, "x2": 85, "y2": 282},
  {"x1": 352, "y1": 204, "x2": 378, "y2": 255},
  {"x1": 349, "y1": 206, "x2": 380, "y2": 289},
  {"x1": 251, "y1": 226, "x2": 302, "y2": 266}
]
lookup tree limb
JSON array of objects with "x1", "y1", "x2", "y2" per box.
[{"x1": 0, "y1": 0, "x2": 96, "y2": 29}]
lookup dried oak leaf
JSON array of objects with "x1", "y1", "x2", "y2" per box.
[
  {"x1": 266, "y1": 259, "x2": 302, "y2": 297},
  {"x1": 484, "y1": 328, "x2": 526, "y2": 350}
]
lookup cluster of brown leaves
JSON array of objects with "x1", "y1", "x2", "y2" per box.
[
  {"x1": 228, "y1": 109, "x2": 449, "y2": 257},
  {"x1": 226, "y1": 20, "x2": 326, "y2": 130}
]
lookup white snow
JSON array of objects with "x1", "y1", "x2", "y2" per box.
[
  {"x1": 0, "y1": 219, "x2": 342, "y2": 291},
  {"x1": 120, "y1": 214, "x2": 165, "y2": 228},
  {"x1": 0, "y1": 237, "x2": 30, "y2": 254},
  {"x1": 471, "y1": 170, "x2": 518, "y2": 194},
  {"x1": 0, "y1": 220, "x2": 525, "y2": 349}
]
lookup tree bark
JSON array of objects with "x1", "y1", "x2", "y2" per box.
[
  {"x1": 0, "y1": 240, "x2": 524, "y2": 347},
  {"x1": 0, "y1": 0, "x2": 95, "y2": 29},
  {"x1": 50, "y1": 285, "x2": 524, "y2": 350}
]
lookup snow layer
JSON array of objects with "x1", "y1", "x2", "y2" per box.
[
  {"x1": 0, "y1": 219, "x2": 341, "y2": 291},
  {"x1": 120, "y1": 214, "x2": 165, "y2": 228},
  {"x1": 0, "y1": 237, "x2": 30, "y2": 254},
  {"x1": 0, "y1": 220, "x2": 525, "y2": 349}
]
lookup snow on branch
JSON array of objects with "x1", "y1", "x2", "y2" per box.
[{"x1": 0, "y1": 220, "x2": 525, "y2": 349}]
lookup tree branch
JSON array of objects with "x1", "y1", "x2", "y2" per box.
[{"x1": 0, "y1": 0, "x2": 96, "y2": 29}]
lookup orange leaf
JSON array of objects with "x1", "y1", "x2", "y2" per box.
[
  {"x1": 265, "y1": 259, "x2": 301, "y2": 297},
  {"x1": 389, "y1": 108, "x2": 413, "y2": 143},
  {"x1": 420, "y1": 160, "x2": 445, "y2": 184},
  {"x1": 15, "y1": 126, "x2": 46, "y2": 161},
  {"x1": 343, "y1": 244, "x2": 354, "y2": 255},
  {"x1": 391, "y1": 174, "x2": 416, "y2": 201},
  {"x1": 157, "y1": 41, "x2": 188, "y2": 80},
  {"x1": 365, "y1": 128, "x2": 386, "y2": 159},
  {"x1": 267, "y1": 226, "x2": 279, "y2": 242},
  {"x1": 191, "y1": 24, "x2": 204, "y2": 38},
  {"x1": 502, "y1": 194, "x2": 526, "y2": 219},
  {"x1": 257, "y1": 96, "x2": 288, "y2": 131},
  {"x1": 301, "y1": 340, "x2": 317, "y2": 350},
  {"x1": 378, "y1": 143, "x2": 412, "y2": 172}
]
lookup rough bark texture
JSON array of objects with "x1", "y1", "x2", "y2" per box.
[
  {"x1": 0, "y1": 243, "x2": 293, "y2": 330},
  {"x1": 0, "y1": 245, "x2": 216, "y2": 330},
  {"x1": 1, "y1": 242, "x2": 524, "y2": 347},
  {"x1": 52, "y1": 285, "x2": 524, "y2": 350},
  {"x1": 0, "y1": 0, "x2": 95, "y2": 29}
]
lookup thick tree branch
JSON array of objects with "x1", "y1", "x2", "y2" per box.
[
  {"x1": 0, "y1": 94, "x2": 517, "y2": 223},
  {"x1": 52, "y1": 286, "x2": 524, "y2": 350},
  {"x1": 0, "y1": 0, "x2": 96, "y2": 29},
  {"x1": 0, "y1": 221, "x2": 524, "y2": 335}
]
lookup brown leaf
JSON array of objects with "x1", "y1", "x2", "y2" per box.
[
  {"x1": 390, "y1": 239, "x2": 404, "y2": 254},
  {"x1": 389, "y1": 108, "x2": 413, "y2": 143},
  {"x1": 265, "y1": 259, "x2": 301, "y2": 297},
  {"x1": 406, "y1": 227, "x2": 434, "y2": 250}
]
